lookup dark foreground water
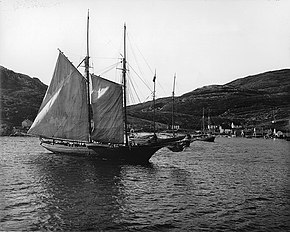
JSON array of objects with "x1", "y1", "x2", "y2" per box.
[{"x1": 1, "y1": 136, "x2": 289, "y2": 231}]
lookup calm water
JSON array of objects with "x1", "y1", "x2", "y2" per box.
[{"x1": 0, "y1": 136, "x2": 289, "y2": 231}]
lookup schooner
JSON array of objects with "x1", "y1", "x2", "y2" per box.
[{"x1": 28, "y1": 12, "x2": 185, "y2": 162}]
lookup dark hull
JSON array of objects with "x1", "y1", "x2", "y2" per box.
[
  {"x1": 87, "y1": 136, "x2": 185, "y2": 163},
  {"x1": 195, "y1": 135, "x2": 215, "y2": 142},
  {"x1": 86, "y1": 143, "x2": 164, "y2": 163},
  {"x1": 167, "y1": 139, "x2": 190, "y2": 152},
  {"x1": 167, "y1": 143, "x2": 184, "y2": 152}
]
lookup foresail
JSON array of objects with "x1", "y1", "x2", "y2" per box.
[
  {"x1": 91, "y1": 74, "x2": 124, "y2": 143},
  {"x1": 28, "y1": 52, "x2": 89, "y2": 141}
]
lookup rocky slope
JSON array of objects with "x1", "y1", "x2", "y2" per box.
[{"x1": 0, "y1": 66, "x2": 47, "y2": 135}]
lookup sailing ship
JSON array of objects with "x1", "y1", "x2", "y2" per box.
[
  {"x1": 194, "y1": 108, "x2": 215, "y2": 142},
  {"x1": 167, "y1": 74, "x2": 190, "y2": 152},
  {"x1": 28, "y1": 12, "x2": 184, "y2": 162}
]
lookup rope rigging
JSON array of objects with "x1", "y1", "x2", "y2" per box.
[
  {"x1": 127, "y1": 63, "x2": 151, "y2": 92},
  {"x1": 127, "y1": 72, "x2": 142, "y2": 104},
  {"x1": 96, "y1": 61, "x2": 122, "y2": 76},
  {"x1": 75, "y1": 27, "x2": 169, "y2": 105}
]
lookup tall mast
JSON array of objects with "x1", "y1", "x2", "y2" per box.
[
  {"x1": 172, "y1": 73, "x2": 176, "y2": 136},
  {"x1": 207, "y1": 109, "x2": 211, "y2": 132},
  {"x1": 153, "y1": 70, "x2": 156, "y2": 134},
  {"x1": 202, "y1": 107, "x2": 205, "y2": 133},
  {"x1": 85, "y1": 10, "x2": 92, "y2": 142},
  {"x1": 123, "y1": 24, "x2": 129, "y2": 146}
]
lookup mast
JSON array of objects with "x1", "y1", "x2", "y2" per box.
[
  {"x1": 123, "y1": 24, "x2": 129, "y2": 146},
  {"x1": 85, "y1": 10, "x2": 92, "y2": 142},
  {"x1": 172, "y1": 73, "x2": 176, "y2": 136},
  {"x1": 207, "y1": 109, "x2": 211, "y2": 132},
  {"x1": 202, "y1": 107, "x2": 205, "y2": 133},
  {"x1": 153, "y1": 70, "x2": 156, "y2": 134}
]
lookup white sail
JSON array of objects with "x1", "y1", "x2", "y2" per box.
[
  {"x1": 91, "y1": 74, "x2": 124, "y2": 143},
  {"x1": 28, "y1": 52, "x2": 89, "y2": 141}
]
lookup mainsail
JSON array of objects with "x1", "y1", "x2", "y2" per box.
[
  {"x1": 28, "y1": 52, "x2": 89, "y2": 141},
  {"x1": 91, "y1": 74, "x2": 124, "y2": 143}
]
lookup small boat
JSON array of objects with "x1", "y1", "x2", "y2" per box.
[
  {"x1": 167, "y1": 134, "x2": 191, "y2": 152},
  {"x1": 28, "y1": 12, "x2": 184, "y2": 162},
  {"x1": 167, "y1": 142, "x2": 184, "y2": 152},
  {"x1": 195, "y1": 134, "x2": 215, "y2": 142},
  {"x1": 10, "y1": 132, "x2": 32, "y2": 137}
]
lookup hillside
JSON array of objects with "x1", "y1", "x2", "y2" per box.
[
  {"x1": 1, "y1": 66, "x2": 289, "y2": 135},
  {"x1": 0, "y1": 66, "x2": 47, "y2": 135},
  {"x1": 128, "y1": 69, "x2": 290, "y2": 131}
]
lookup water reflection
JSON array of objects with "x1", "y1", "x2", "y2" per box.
[
  {"x1": 29, "y1": 153, "x2": 173, "y2": 231},
  {"x1": 29, "y1": 154, "x2": 128, "y2": 230},
  {"x1": 1, "y1": 137, "x2": 290, "y2": 231}
]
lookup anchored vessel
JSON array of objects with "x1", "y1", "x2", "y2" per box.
[
  {"x1": 167, "y1": 74, "x2": 191, "y2": 152},
  {"x1": 29, "y1": 12, "x2": 184, "y2": 162},
  {"x1": 194, "y1": 108, "x2": 215, "y2": 142}
]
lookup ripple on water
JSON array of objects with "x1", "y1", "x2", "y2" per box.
[{"x1": 0, "y1": 136, "x2": 290, "y2": 231}]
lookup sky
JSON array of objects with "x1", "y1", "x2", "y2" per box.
[{"x1": 1, "y1": 0, "x2": 290, "y2": 104}]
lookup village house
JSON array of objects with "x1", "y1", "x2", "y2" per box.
[
  {"x1": 22, "y1": 119, "x2": 33, "y2": 129},
  {"x1": 219, "y1": 122, "x2": 243, "y2": 136}
]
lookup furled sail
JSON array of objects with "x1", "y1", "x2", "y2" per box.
[
  {"x1": 28, "y1": 52, "x2": 89, "y2": 141},
  {"x1": 91, "y1": 74, "x2": 124, "y2": 143}
]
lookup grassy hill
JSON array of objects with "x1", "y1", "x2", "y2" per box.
[
  {"x1": 128, "y1": 69, "x2": 290, "y2": 132},
  {"x1": 1, "y1": 66, "x2": 289, "y2": 135}
]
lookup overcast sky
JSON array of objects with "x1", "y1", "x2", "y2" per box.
[{"x1": 1, "y1": 0, "x2": 290, "y2": 104}]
